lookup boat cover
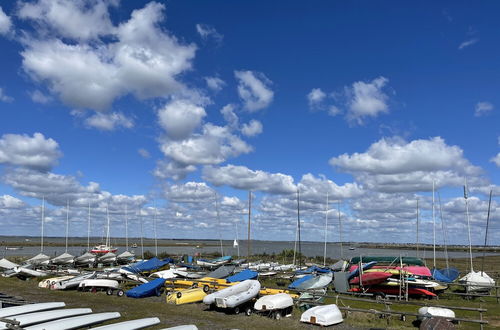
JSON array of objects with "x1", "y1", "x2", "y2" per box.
[
  {"x1": 436, "y1": 268, "x2": 459, "y2": 282},
  {"x1": 350, "y1": 256, "x2": 424, "y2": 266},
  {"x1": 288, "y1": 275, "x2": 314, "y2": 289},
  {"x1": 0, "y1": 258, "x2": 18, "y2": 270},
  {"x1": 206, "y1": 265, "x2": 235, "y2": 279},
  {"x1": 126, "y1": 278, "x2": 166, "y2": 298},
  {"x1": 330, "y1": 260, "x2": 348, "y2": 272},
  {"x1": 226, "y1": 269, "x2": 258, "y2": 283},
  {"x1": 122, "y1": 257, "x2": 170, "y2": 273},
  {"x1": 296, "y1": 265, "x2": 331, "y2": 274}
]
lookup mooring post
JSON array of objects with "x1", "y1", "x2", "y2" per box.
[{"x1": 479, "y1": 302, "x2": 484, "y2": 330}]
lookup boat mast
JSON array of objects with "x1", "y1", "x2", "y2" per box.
[
  {"x1": 416, "y1": 198, "x2": 419, "y2": 258},
  {"x1": 481, "y1": 190, "x2": 493, "y2": 275},
  {"x1": 323, "y1": 191, "x2": 329, "y2": 267},
  {"x1": 235, "y1": 219, "x2": 240, "y2": 258},
  {"x1": 106, "y1": 205, "x2": 111, "y2": 248},
  {"x1": 338, "y1": 200, "x2": 343, "y2": 260},
  {"x1": 247, "y1": 191, "x2": 251, "y2": 258},
  {"x1": 41, "y1": 196, "x2": 45, "y2": 253},
  {"x1": 65, "y1": 199, "x2": 69, "y2": 253},
  {"x1": 139, "y1": 210, "x2": 144, "y2": 260},
  {"x1": 153, "y1": 202, "x2": 158, "y2": 257},
  {"x1": 297, "y1": 188, "x2": 302, "y2": 268},
  {"x1": 87, "y1": 202, "x2": 91, "y2": 251},
  {"x1": 438, "y1": 192, "x2": 450, "y2": 270},
  {"x1": 432, "y1": 181, "x2": 436, "y2": 269},
  {"x1": 464, "y1": 181, "x2": 474, "y2": 272},
  {"x1": 125, "y1": 205, "x2": 129, "y2": 252},
  {"x1": 214, "y1": 192, "x2": 224, "y2": 256}
]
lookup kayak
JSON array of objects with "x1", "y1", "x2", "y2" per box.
[{"x1": 350, "y1": 272, "x2": 392, "y2": 286}]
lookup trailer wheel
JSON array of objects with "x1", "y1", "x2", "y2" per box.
[
  {"x1": 203, "y1": 285, "x2": 210, "y2": 293},
  {"x1": 274, "y1": 311, "x2": 282, "y2": 320},
  {"x1": 106, "y1": 288, "x2": 113, "y2": 296},
  {"x1": 116, "y1": 289, "x2": 124, "y2": 297},
  {"x1": 245, "y1": 306, "x2": 252, "y2": 316},
  {"x1": 177, "y1": 292, "x2": 182, "y2": 299},
  {"x1": 234, "y1": 306, "x2": 240, "y2": 314}
]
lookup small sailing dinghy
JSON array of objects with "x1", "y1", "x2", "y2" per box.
[
  {"x1": 51, "y1": 272, "x2": 96, "y2": 290},
  {"x1": 417, "y1": 306, "x2": 455, "y2": 321},
  {"x1": 24, "y1": 312, "x2": 121, "y2": 330},
  {"x1": 203, "y1": 280, "x2": 261, "y2": 312},
  {"x1": 74, "y1": 252, "x2": 96, "y2": 265},
  {"x1": 0, "y1": 308, "x2": 92, "y2": 329},
  {"x1": 78, "y1": 279, "x2": 119, "y2": 292},
  {"x1": 300, "y1": 304, "x2": 343, "y2": 326}
]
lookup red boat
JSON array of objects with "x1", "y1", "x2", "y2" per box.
[
  {"x1": 350, "y1": 286, "x2": 437, "y2": 298},
  {"x1": 90, "y1": 244, "x2": 118, "y2": 254},
  {"x1": 350, "y1": 272, "x2": 392, "y2": 286}
]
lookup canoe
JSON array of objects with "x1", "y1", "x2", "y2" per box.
[
  {"x1": 350, "y1": 286, "x2": 437, "y2": 297},
  {"x1": 126, "y1": 278, "x2": 165, "y2": 298},
  {"x1": 0, "y1": 302, "x2": 66, "y2": 318},
  {"x1": 349, "y1": 265, "x2": 432, "y2": 277},
  {"x1": 91, "y1": 317, "x2": 160, "y2": 329},
  {"x1": 254, "y1": 293, "x2": 293, "y2": 311},
  {"x1": 348, "y1": 261, "x2": 377, "y2": 280},
  {"x1": 300, "y1": 304, "x2": 343, "y2": 326},
  {"x1": 78, "y1": 279, "x2": 119, "y2": 291},
  {"x1": 350, "y1": 256, "x2": 424, "y2": 266},
  {"x1": 226, "y1": 269, "x2": 258, "y2": 283},
  {"x1": 364, "y1": 268, "x2": 410, "y2": 276},
  {"x1": 350, "y1": 272, "x2": 392, "y2": 286},
  {"x1": 166, "y1": 288, "x2": 207, "y2": 305},
  {"x1": 24, "y1": 312, "x2": 121, "y2": 330},
  {"x1": 418, "y1": 306, "x2": 455, "y2": 321},
  {"x1": 203, "y1": 280, "x2": 261, "y2": 308},
  {"x1": 0, "y1": 308, "x2": 92, "y2": 329}
]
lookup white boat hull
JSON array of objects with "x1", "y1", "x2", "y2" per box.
[
  {"x1": 204, "y1": 280, "x2": 261, "y2": 309},
  {"x1": 91, "y1": 317, "x2": 160, "y2": 329},
  {"x1": 24, "y1": 312, "x2": 121, "y2": 330},
  {"x1": 254, "y1": 293, "x2": 293, "y2": 311},
  {"x1": 300, "y1": 304, "x2": 343, "y2": 326},
  {"x1": 0, "y1": 308, "x2": 92, "y2": 329},
  {"x1": 0, "y1": 302, "x2": 66, "y2": 318}
]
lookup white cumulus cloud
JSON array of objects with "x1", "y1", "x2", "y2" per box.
[
  {"x1": 0, "y1": 6, "x2": 12, "y2": 35},
  {"x1": 458, "y1": 38, "x2": 478, "y2": 50},
  {"x1": 30, "y1": 90, "x2": 52, "y2": 104},
  {"x1": 158, "y1": 100, "x2": 206, "y2": 140},
  {"x1": 205, "y1": 76, "x2": 225, "y2": 91},
  {"x1": 235, "y1": 70, "x2": 274, "y2": 112},
  {"x1": 0, "y1": 195, "x2": 25, "y2": 208},
  {"x1": 84, "y1": 112, "x2": 134, "y2": 131},
  {"x1": 345, "y1": 76, "x2": 390, "y2": 125},
  {"x1": 196, "y1": 23, "x2": 223, "y2": 43},
  {"x1": 0, "y1": 87, "x2": 13, "y2": 102},
  {"x1": 0, "y1": 132, "x2": 62, "y2": 171},
  {"x1": 241, "y1": 120, "x2": 263, "y2": 137},
  {"x1": 307, "y1": 88, "x2": 326, "y2": 109}
]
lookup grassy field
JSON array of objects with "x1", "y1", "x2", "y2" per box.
[{"x1": 0, "y1": 255, "x2": 499, "y2": 329}]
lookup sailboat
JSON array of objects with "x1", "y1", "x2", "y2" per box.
[
  {"x1": 52, "y1": 200, "x2": 75, "y2": 265},
  {"x1": 75, "y1": 203, "x2": 96, "y2": 265},
  {"x1": 26, "y1": 197, "x2": 50, "y2": 266},
  {"x1": 458, "y1": 184, "x2": 495, "y2": 292},
  {"x1": 91, "y1": 206, "x2": 117, "y2": 255},
  {"x1": 117, "y1": 205, "x2": 135, "y2": 263}
]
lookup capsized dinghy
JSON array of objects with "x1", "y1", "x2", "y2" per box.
[
  {"x1": 166, "y1": 288, "x2": 207, "y2": 305},
  {"x1": 300, "y1": 304, "x2": 343, "y2": 326},
  {"x1": 203, "y1": 280, "x2": 261, "y2": 309},
  {"x1": 0, "y1": 302, "x2": 66, "y2": 318},
  {"x1": 51, "y1": 272, "x2": 96, "y2": 290},
  {"x1": 417, "y1": 306, "x2": 455, "y2": 321},
  {"x1": 78, "y1": 279, "x2": 119, "y2": 292},
  {"x1": 90, "y1": 317, "x2": 160, "y2": 330},
  {"x1": 254, "y1": 293, "x2": 293, "y2": 319},
  {"x1": 24, "y1": 312, "x2": 121, "y2": 330},
  {"x1": 0, "y1": 308, "x2": 92, "y2": 329}
]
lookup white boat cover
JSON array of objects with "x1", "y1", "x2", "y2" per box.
[
  {"x1": 151, "y1": 270, "x2": 177, "y2": 279},
  {"x1": 26, "y1": 253, "x2": 50, "y2": 265},
  {"x1": 0, "y1": 308, "x2": 92, "y2": 329},
  {"x1": 98, "y1": 252, "x2": 117, "y2": 263},
  {"x1": 91, "y1": 317, "x2": 160, "y2": 329},
  {"x1": 300, "y1": 304, "x2": 343, "y2": 326},
  {"x1": 117, "y1": 251, "x2": 135, "y2": 260},
  {"x1": 0, "y1": 258, "x2": 18, "y2": 270},
  {"x1": 254, "y1": 293, "x2": 293, "y2": 311},
  {"x1": 459, "y1": 271, "x2": 495, "y2": 292},
  {"x1": 24, "y1": 312, "x2": 121, "y2": 330},
  {"x1": 418, "y1": 306, "x2": 455, "y2": 320},
  {"x1": 75, "y1": 252, "x2": 96, "y2": 264},
  {"x1": 51, "y1": 252, "x2": 75, "y2": 265},
  {"x1": 0, "y1": 302, "x2": 66, "y2": 318},
  {"x1": 203, "y1": 280, "x2": 261, "y2": 308}
]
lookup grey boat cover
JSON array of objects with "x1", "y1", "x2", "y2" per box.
[
  {"x1": 206, "y1": 265, "x2": 236, "y2": 279},
  {"x1": 26, "y1": 253, "x2": 50, "y2": 265}
]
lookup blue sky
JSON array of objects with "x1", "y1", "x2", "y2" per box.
[{"x1": 0, "y1": 0, "x2": 498, "y2": 246}]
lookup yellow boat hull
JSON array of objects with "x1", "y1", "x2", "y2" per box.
[{"x1": 166, "y1": 288, "x2": 207, "y2": 305}]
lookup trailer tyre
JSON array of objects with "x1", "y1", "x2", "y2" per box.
[
  {"x1": 234, "y1": 307, "x2": 240, "y2": 314},
  {"x1": 177, "y1": 292, "x2": 182, "y2": 299},
  {"x1": 203, "y1": 285, "x2": 210, "y2": 293},
  {"x1": 106, "y1": 288, "x2": 113, "y2": 296},
  {"x1": 245, "y1": 306, "x2": 252, "y2": 316},
  {"x1": 117, "y1": 289, "x2": 124, "y2": 297},
  {"x1": 274, "y1": 311, "x2": 282, "y2": 320}
]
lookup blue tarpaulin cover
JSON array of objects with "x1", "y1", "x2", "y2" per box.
[
  {"x1": 296, "y1": 265, "x2": 331, "y2": 274},
  {"x1": 123, "y1": 257, "x2": 170, "y2": 273},
  {"x1": 226, "y1": 269, "x2": 258, "y2": 283},
  {"x1": 126, "y1": 278, "x2": 166, "y2": 298},
  {"x1": 432, "y1": 268, "x2": 460, "y2": 283}
]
